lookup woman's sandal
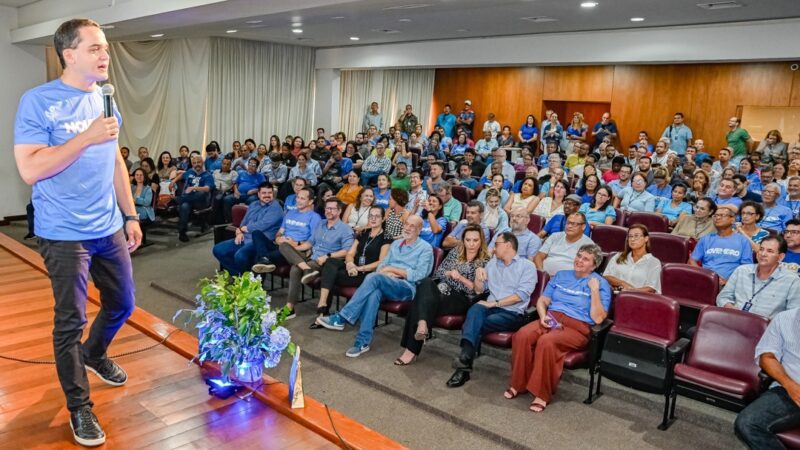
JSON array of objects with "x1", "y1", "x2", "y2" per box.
[
  {"x1": 529, "y1": 400, "x2": 547, "y2": 413},
  {"x1": 503, "y1": 388, "x2": 519, "y2": 400},
  {"x1": 393, "y1": 355, "x2": 417, "y2": 366},
  {"x1": 414, "y1": 325, "x2": 429, "y2": 342}
]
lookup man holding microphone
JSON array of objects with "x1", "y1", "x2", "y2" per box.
[{"x1": 14, "y1": 18, "x2": 140, "y2": 447}]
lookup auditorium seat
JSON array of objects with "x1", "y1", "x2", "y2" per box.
[
  {"x1": 649, "y1": 233, "x2": 691, "y2": 264},
  {"x1": 665, "y1": 307, "x2": 770, "y2": 429},
  {"x1": 778, "y1": 429, "x2": 800, "y2": 450},
  {"x1": 660, "y1": 263, "x2": 719, "y2": 334},
  {"x1": 528, "y1": 214, "x2": 545, "y2": 234},
  {"x1": 595, "y1": 292, "x2": 688, "y2": 429},
  {"x1": 480, "y1": 270, "x2": 549, "y2": 344},
  {"x1": 614, "y1": 208, "x2": 626, "y2": 226},
  {"x1": 626, "y1": 212, "x2": 669, "y2": 233},
  {"x1": 590, "y1": 224, "x2": 627, "y2": 253},
  {"x1": 452, "y1": 185, "x2": 472, "y2": 203},
  {"x1": 379, "y1": 248, "x2": 443, "y2": 325},
  {"x1": 214, "y1": 204, "x2": 248, "y2": 245}
]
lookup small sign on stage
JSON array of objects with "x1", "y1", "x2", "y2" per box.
[{"x1": 289, "y1": 346, "x2": 304, "y2": 409}]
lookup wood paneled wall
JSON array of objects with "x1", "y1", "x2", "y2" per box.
[{"x1": 431, "y1": 63, "x2": 800, "y2": 155}]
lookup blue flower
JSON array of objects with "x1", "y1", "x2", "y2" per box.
[
  {"x1": 267, "y1": 326, "x2": 291, "y2": 352},
  {"x1": 260, "y1": 311, "x2": 277, "y2": 332},
  {"x1": 264, "y1": 351, "x2": 282, "y2": 368}
]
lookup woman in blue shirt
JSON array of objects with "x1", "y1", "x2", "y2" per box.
[
  {"x1": 131, "y1": 168, "x2": 155, "y2": 222},
  {"x1": 656, "y1": 183, "x2": 693, "y2": 226},
  {"x1": 450, "y1": 133, "x2": 470, "y2": 157},
  {"x1": 288, "y1": 153, "x2": 318, "y2": 186},
  {"x1": 739, "y1": 157, "x2": 762, "y2": 193},
  {"x1": 373, "y1": 174, "x2": 392, "y2": 208},
  {"x1": 542, "y1": 113, "x2": 563, "y2": 147},
  {"x1": 579, "y1": 186, "x2": 616, "y2": 226},
  {"x1": 518, "y1": 114, "x2": 539, "y2": 152},
  {"x1": 617, "y1": 173, "x2": 658, "y2": 212},
  {"x1": 576, "y1": 174, "x2": 601, "y2": 204},
  {"x1": 420, "y1": 196, "x2": 448, "y2": 248}
]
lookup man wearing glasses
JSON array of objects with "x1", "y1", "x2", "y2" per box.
[
  {"x1": 689, "y1": 204, "x2": 753, "y2": 286},
  {"x1": 447, "y1": 231, "x2": 537, "y2": 388},
  {"x1": 716, "y1": 235, "x2": 800, "y2": 319},
  {"x1": 534, "y1": 212, "x2": 594, "y2": 276},
  {"x1": 781, "y1": 219, "x2": 800, "y2": 272},
  {"x1": 488, "y1": 207, "x2": 542, "y2": 260}
]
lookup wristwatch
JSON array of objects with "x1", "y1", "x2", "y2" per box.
[{"x1": 124, "y1": 215, "x2": 140, "y2": 222}]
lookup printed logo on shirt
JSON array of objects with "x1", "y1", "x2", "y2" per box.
[
  {"x1": 62, "y1": 118, "x2": 92, "y2": 134},
  {"x1": 706, "y1": 248, "x2": 741, "y2": 257},
  {"x1": 285, "y1": 219, "x2": 309, "y2": 228},
  {"x1": 553, "y1": 282, "x2": 590, "y2": 297}
]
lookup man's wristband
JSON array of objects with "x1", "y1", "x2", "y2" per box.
[{"x1": 124, "y1": 215, "x2": 140, "y2": 222}]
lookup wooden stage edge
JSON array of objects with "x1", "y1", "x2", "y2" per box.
[{"x1": 0, "y1": 233, "x2": 405, "y2": 450}]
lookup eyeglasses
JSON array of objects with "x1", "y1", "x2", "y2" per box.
[
  {"x1": 712, "y1": 213, "x2": 734, "y2": 219},
  {"x1": 566, "y1": 221, "x2": 585, "y2": 227},
  {"x1": 741, "y1": 211, "x2": 757, "y2": 216},
  {"x1": 786, "y1": 230, "x2": 800, "y2": 235},
  {"x1": 324, "y1": 207, "x2": 339, "y2": 211},
  {"x1": 628, "y1": 234, "x2": 645, "y2": 240},
  {"x1": 495, "y1": 240, "x2": 508, "y2": 245},
  {"x1": 368, "y1": 214, "x2": 383, "y2": 219}
]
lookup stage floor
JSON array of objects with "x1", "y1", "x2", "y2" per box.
[{"x1": 0, "y1": 235, "x2": 402, "y2": 449}]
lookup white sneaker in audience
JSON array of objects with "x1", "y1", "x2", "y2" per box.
[
  {"x1": 252, "y1": 258, "x2": 276, "y2": 273},
  {"x1": 301, "y1": 270, "x2": 320, "y2": 285}
]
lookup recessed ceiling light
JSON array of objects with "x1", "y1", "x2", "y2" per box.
[
  {"x1": 226, "y1": 29, "x2": 238, "y2": 33},
  {"x1": 456, "y1": 28, "x2": 469, "y2": 32},
  {"x1": 150, "y1": 33, "x2": 164, "y2": 38},
  {"x1": 398, "y1": 18, "x2": 412, "y2": 22},
  {"x1": 349, "y1": 36, "x2": 360, "y2": 41},
  {"x1": 292, "y1": 29, "x2": 303, "y2": 34},
  {"x1": 245, "y1": 20, "x2": 262, "y2": 24},
  {"x1": 331, "y1": 16, "x2": 345, "y2": 20},
  {"x1": 291, "y1": 22, "x2": 302, "y2": 27},
  {"x1": 100, "y1": 25, "x2": 115, "y2": 29},
  {"x1": 630, "y1": 17, "x2": 645, "y2": 21},
  {"x1": 580, "y1": 2, "x2": 598, "y2": 7}
]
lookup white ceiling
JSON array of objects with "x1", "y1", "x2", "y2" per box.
[
  {"x1": 0, "y1": 0, "x2": 37, "y2": 7},
  {"x1": 12, "y1": 0, "x2": 800, "y2": 48}
]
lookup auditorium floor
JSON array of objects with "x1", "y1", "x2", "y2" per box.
[{"x1": 1, "y1": 222, "x2": 744, "y2": 450}]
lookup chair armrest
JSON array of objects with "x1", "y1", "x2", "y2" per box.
[
  {"x1": 587, "y1": 319, "x2": 614, "y2": 365},
  {"x1": 758, "y1": 371, "x2": 775, "y2": 392},
  {"x1": 667, "y1": 337, "x2": 691, "y2": 364}
]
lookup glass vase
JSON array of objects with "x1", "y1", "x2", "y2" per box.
[{"x1": 231, "y1": 358, "x2": 264, "y2": 384}]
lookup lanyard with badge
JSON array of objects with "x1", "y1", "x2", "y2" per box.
[
  {"x1": 359, "y1": 232, "x2": 378, "y2": 266},
  {"x1": 741, "y1": 273, "x2": 775, "y2": 312}
]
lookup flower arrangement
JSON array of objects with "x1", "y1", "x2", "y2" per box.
[{"x1": 174, "y1": 271, "x2": 294, "y2": 383}]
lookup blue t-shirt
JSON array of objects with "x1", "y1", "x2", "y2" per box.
[
  {"x1": 282, "y1": 209, "x2": 321, "y2": 242},
  {"x1": 373, "y1": 188, "x2": 391, "y2": 208},
  {"x1": 691, "y1": 233, "x2": 754, "y2": 280},
  {"x1": 205, "y1": 156, "x2": 222, "y2": 173},
  {"x1": 579, "y1": 203, "x2": 617, "y2": 224},
  {"x1": 420, "y1": 216, "x2": 448, "y2": 248},
  {"x1": 759, "y1": 205, "x2": 794, "y2": 232},
  {"x1": 657, "y1": 199, "x2": 693, "y2": 222},
  {"x1": 436, "y1": 113, "x2": 457, "y2": 138},
  {"x1": 14, "y1": 79, "x2": 123, "y2": 240},
  {"x1": 237, "y1": 171, "x2": 266, "y2": 194},
  {"x1": 284, "y1": 194, "x2": 297, "y2": 212},
  {"x1": 543, "y1": 214, "x2": 591, "y2": 236},
  {"x1": 782, "y1": 251, "x2": 800, "y2": 273},
  {"x1": 544, "y1": 270, "x2": 612, "y2": 325},
  {"x1": 646, "y1": 183, "x2": 673, "y2": 200},
  {"x1": 184, "y1": 169, "x2": 215, "y2": 192},
  {"x1": 520, "y1": 124, "x2": 539, "y2": 141}
]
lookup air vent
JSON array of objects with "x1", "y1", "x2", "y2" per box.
[
  {"x1": 383, "y1": 4, "x2": 431, "y2": 10},
  {"x1": 521, "y1": 16, "x2": 558, "y2": 23},
  {"x1": 696, "y1": 1, "x2": 743, "y2": 10}
]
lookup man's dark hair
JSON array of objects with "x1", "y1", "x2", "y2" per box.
[
  {"x1": 464, "y1": 148, "x2": 476, "y2": 156},
  {"x1": 611, "y1": 156, "x2": 625, "y2": 165},
  {"x1": 732, "y1": 174, "x2": 748, "y2": 184},
  {"x1": 467, "y1": 200, "x2": 484, "y2": 214},
  {"x1": 620, "y1": 164, "x2": 633, "y2": 172},
  {"x1": 54, "y1": 18, "x2": 100, "y2": 69},
  {"x1": 497, "y1": 231, "x2": 519, "y2": 252},
  {"x1": 786, "y1": 218, "x2": 800, "y2": 228},
  {"x1": 396, "y1": 161, "x2": 407, "y2": 168},
  {"x1": 390, "y1": 188, "x2": 408, "y2": 207},
  {"x1": 244, "y1": 138, "x2": 256, "y2": 146},
  {"x1": 206, "y1": 142, "x2": 219, "y2": 154},
  {"x1": 432, "y1": 161, "x2": 446, "y2": 171},
  {"x1": 325, "y1": 197, "x2": 342, "y2": 210},
  {"x1": 761, "y1": 235, "x2": 788, "y2": 254},
  {"x1": 675, "y1": 112, "x2": 684, "y2": 118},
  {"x1": 459, "y1": 162, "x2": 471, "y2": 171},
  {"x1": 444, "y1": 103, "x2": 452, "y2": 108},
  {"x1": 257, "y1": 182, "x2": 273, "y2": 191},
  {"x1": 299, "y1": 186, "x2": 316, "y2": 201}
]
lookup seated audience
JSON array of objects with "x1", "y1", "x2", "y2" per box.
[
  {"x1": 396, "y1": 224, "x2": 490, "y2": 365},
  {"x1": 212, "y1": 158, "x2": 237, "y2": 222},
  {"x1": 284, "y1": 177, "x2": 307, "y2": 212},
  {"x1": 533, "y1": 179, "x2": 569, "y2": 220},
  {"x1": 434, "y1": 184, "x2": 462, "y2": 223},
  {"x1": 488, "y1": 208, "x2": 542, "y2": 260},
  {"x1": 759, "y1": 183, "x2": 794, "y2": 233},
  {"x1": 656, "y1": 183, "x2": 693, "y2": 226},
  {"x1": 481, "y1": 147, "x2": 516, "y2": 182},
  {"x1": 131, "y1": 168, "x2": 155, "y2": 225},
  {"x1": 477, "y1": 174, "x2": 510, "y2": 206},
  {"x1": 385, "y1": 188, "x2": 410, "y2": 240},
  {"x1": 310, "y1": 207, "x2": 390, "y2": 327},
  {"x1": 288, "y1": 153, "x2": 318, "y2": 186},
  {"x1": 406, "y1": 170, "x2": 428, "y2": 216},
  {"x1": 483, "y1": 189, "x2": 510, "y2": 232},
  {"x1": 343, "y1": 188, "x2": 375, "y2": 232},
  {"x1": 534, "y1": 212, "x2": 594, "y2": 276},
  {"x1": 647, "y1": 168, "x2": 673, "y2": 200},
  {"x1": 711, "y1": 178, "x2": 743, "y2": 208},
  {"x1": 177, "y1": 155, "x2": 214, "y2": 242},
  {"x1": 781, "y1": 219, "x2": 800, "y2": 272},
  {"x1": 734, "y1": 307, "x2": 800, "y2": 448},
  {"x1": 689, "y1": 204, "x2": 754, "y2": 285},
  {"x1": 672, "y1": 197, "x2": 717, "y2": 240},
  {"x1": 540, "y1": 195, "x2": 590, "y2": 239},
  {"x1": 463, "y1": 148, "x2": 486, "y2": 177},
  {"x1": 390, "y1": 161, "x2": 410, "y2": 191},
  {"x1": 603, "y1": 224, "x2": 662, "y2": 293},
  {"x1": 686, "y1": 169, "x2": 712, "y2": 203},
  {"x1": 316, "y1": 216, "x2": 433, "y2": 357},
  {"x1": 736, "y1": 201, "x2": 769, "y2": 252},
  {"x1": 373, "y1": 174, "x2": 392, "y2": 208},
  {"x1": 579, "y1": 186, "x2": 617, "y2": 226},
  {"x1": 335, "y1": 171, "x2": 363, "y2": 206},
  {"x1": 615, "y1": 173, "x2": 657, "y2": 212},
  {"x1": 447, "y1": 232, "x2": 537, "y2": 388},
  {"x1": 779, "y1": 176, "x2": 800, "y2": 216},
  {"x1": 279, "y1": 198, "x2": 353, "y2": 318},
  {"x1": 608, "y1": 164, "x2": 633, "y2": 195},
  {"x1": 716, "y1": 236, "x2": 800, "y2": 318},
  {"x1": 263, "y1": 152, "x2": 289, "y2": 186},
  {"x1": 452, "y1": 162, "x2": 479, "y2": 191},
  {"x1": 506, "y1": 243, "x2": 611, "y2": 412},
  {"x1": 443, "y1": 201, "x2": 490, "y2": 249},
  {"x1": 424, "y1": 161, "x2": 447, "y2": 192},
  {"x1": 361, "y1": 142, "x2": 392, "y2": 186},
  {"x1": 505, "y1": 177, "x2": 540, "y2": 215},
  {"x1": 223, "y1": 158, "x2": 265, "y2": 218},
  {"x1": 576, "y1": 173, "x2": 600, "y2": 204},
  {"x1": 420, "y1": 196, "x2": 448, "y2": 247},
  {"x1": 320, "y1": 149, "x2": 353, "y2": 191},
  {"x1": 212, "y1": 183, "x2": 282, "y2": 276}
]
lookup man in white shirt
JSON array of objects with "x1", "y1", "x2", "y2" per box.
[
  {"x1": 482, "y1": 112, "x2": 501, "y2": 139},
  {"x1": 534, "y1": 212, "x2": 595, "y2": 276}
]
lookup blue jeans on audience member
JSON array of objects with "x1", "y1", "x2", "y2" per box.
[
  {"x1": 251, "y1": 230, "x2": 286, "y2": 265},
  {"x1": 212, "y1": 239, "x2": 256, "y2": 276},
  {"x1": 178, "y1": 191, "x2": 210, "y2": 232},
  {"x1": 460, "y1": 304, "x2": 526, "y2": 357},
  {"x1": 360, "y1": 171, "x2": 382, "y2": 186},
  {"x1": 338, "y1": 273, "x2": 415, "y2": 347},
  {"x1": 734, "y1": 386, "x2": 800, "y2": 449}
]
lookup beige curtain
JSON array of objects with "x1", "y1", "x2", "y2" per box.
[
  {"x1": 380, "y1": 69, "x2": 435, "y2": 136},
  {"x1": 338, "y1": 70, "x2": 374, "y2": 138},
  {"x1": 108, "y1": 38, "x2": 210, "y2": 155},
  {"x1": 207, "y1": 38, "x2": 315, "y2": 150}
]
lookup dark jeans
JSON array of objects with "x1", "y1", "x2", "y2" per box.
[
  {"x1": 735, "y1": 386, "x2": 800, "y2": 449},
  {"x1": 212, "y1": 238, "x2": 256, "y2": 275},
  {"x1": 39, "y1": 229, "x2": 135, "y2": 412},
  {"x1": 26, "y1": 201, "x2": 34, "y2": 235},
  {"x1": 319, "y1": 258, "x2": 365, "y2": 292},
  {"x1": 460, "y1": 303, "x2": 526, "y2": 359},
  {"x1": 177, "y1": 191, "x2": 210, "y2": 232},
  {"x1": 401, "y1": 278, "x2": 472, "y2": 355},
  {"x1": 252, "y1": 231, "x2": 286, "y2": 265}
]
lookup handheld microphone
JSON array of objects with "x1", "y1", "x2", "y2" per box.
[{"x1": 101, "y1": 83, "x2": 115, "y2": 118}]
